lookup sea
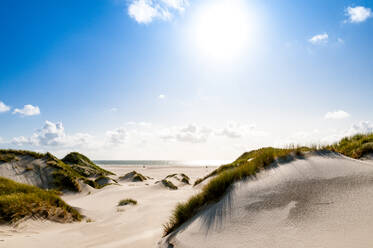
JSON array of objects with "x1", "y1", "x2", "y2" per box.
[{"x1": 94, "y1": 160, "x2": 230, "y2": 167}]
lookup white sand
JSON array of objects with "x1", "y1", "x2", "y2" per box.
[
  {"x1": 160, "y1": 152, "x2": 373, "y2": 248},
  {"x1": 0, "y1": 166, "x2": 216, "y2": 248}
]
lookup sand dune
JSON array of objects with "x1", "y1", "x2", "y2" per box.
[
  {"x1": 160, "y1": 152, "x2": 373, "y2": 248},
  {"x1": 3, "y1": 152, "x2": 373, "y2": 248},
  {"x1": 0, "y1": 166, "x2": 215, "y2": 248}
]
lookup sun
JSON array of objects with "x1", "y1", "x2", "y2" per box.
[{"x1": 191, "y1": 0, "x2": 252, "y2": 61}]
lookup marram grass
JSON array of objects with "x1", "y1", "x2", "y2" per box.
[{"x1": 0, "y1": 177, "x2": 81, "y2": 223}]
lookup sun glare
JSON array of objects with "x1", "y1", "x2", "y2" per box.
[{"x1": 192, "y1": 0, "x2": 252, "y2": 61}]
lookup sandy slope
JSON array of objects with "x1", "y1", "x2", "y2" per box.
[
  {"x1": 0, "y1": 166, "x2": 216, "y2": 248},
  {"x1": 160, "y1": 152, "x2": 373, "y2": 248}
]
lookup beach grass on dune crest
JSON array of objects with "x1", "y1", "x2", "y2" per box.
[
  {"x1": 163, "y1": 133, "x2": 373, "y2": 236},
  {"x1": 326, "y1": 133, "x2": 373, "y2": 159},
  {"x1": 0, "y1": 177, "x2": 81, "y2": 223}
]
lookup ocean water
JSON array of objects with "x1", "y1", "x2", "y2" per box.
[{"x1": 94, "y1": 160, "x2": 230, "y2": 167}]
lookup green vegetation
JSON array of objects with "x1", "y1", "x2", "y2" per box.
[
  {"x1": 326, "y1": 133, "x2": 373, "y2": 159},
  {"x1": 194, "y1": 163, "x2": 238, "y2": 186},
  {"x1": 0, "y1": 177, "x2": 81, "y2": 223},
  {"x1": 119, "y1": 171, "x2": 147, "y2": 182},
  {"x1": 118, "y1": 198, "x2": 137, "y2": 206},
  {"x1": 62, "y1": 152, "x2": 114, "y2": 177},
  {"x1": 0, "y1": 149, "x2": 44, "y2": 161},
  {"x1": 162, "y1": 179, "x2": 178, "y2": 190},
  {"x1": 165, "y1": 173, "x2": 190, "y2": 185},
  {"x1": 0, "y1": 150, "x2": 114, "y2": 192},
  {"x1": 0, "y1": 149, "x2": 45, "y2": 163},
  {"x1": 45, "y1": 153, "x2": 83, "y2": 192},
  {"x1": 180, "y1": 173, "x2": 190, "y2": 184},
  {"x1": 94, "y1": 176, "x2": 117, "y2": 188},
  {"x1": 163, "y1": 147, "x2": 307, "y2": 235}
]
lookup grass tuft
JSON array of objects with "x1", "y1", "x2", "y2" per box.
[
  {"x1": 162, "y1": 179, "x2": 178, "y2": 190},
  {"x1": 118, "y1": 198, "x2": 137, "y2": 206},
  {"x1": 119, "y1": 171, "x2": 147, "y2": 182}
]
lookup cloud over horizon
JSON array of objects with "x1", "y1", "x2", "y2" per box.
[
  {"x1": 325, "y1": 110, "x2": 350, "y2": 120},
  {"x1": 12, "y1": 121, "x2": 93, "y2": 148}
]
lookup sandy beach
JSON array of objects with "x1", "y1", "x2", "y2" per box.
[{"x1": 0, "y1": 165, "x2": 216, "y2": 248}]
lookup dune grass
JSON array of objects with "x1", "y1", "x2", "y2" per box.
[
  {"x1": 118, "y1": 198, "x2": 137, "y2": 206},
  {"x1": 0, "y1": 150, "x2": 114, "y2": 191},
  {"x1": 180, "y1": 173, "x2": 190, "y2": 184},
  {"x1": 163, "y1": 147, "x2": 307, "y2": 236},
  {"x1": 0, "y1": 149, "x2": 44, "y2": 160},
  {"x1": 0, "y1": 149, "x2": 44, "y2": 163},
  {"x1": 326, "y1": 133, "x2": 373, "y2": 159},
  {"x1": 0, "y1": 177, "x2": 81, "y2": 223},
  {"x1": 165, "y1": 173, "x2": 191, "y2": 184},
  {"x1": 162, "y1": 179, "x2": 178, "y2": 190},
  {"x1": 119, "y1": 171, "x2": 147, "y2": 182},
  {"x1": 62, "y1": 152, "x2": 114, "y2": 177}
]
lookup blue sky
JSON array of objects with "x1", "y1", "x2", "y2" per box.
[{"x1": 1, "y1": 0, "x2": 373, "y2": 160}]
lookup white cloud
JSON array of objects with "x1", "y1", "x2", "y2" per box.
[
  {"x1": 345, "y1": 6, "x2": 372, "y2": 23},
  {"x1": 325, "y1": 110, "x2": 350, "y2": 120},
  {"x1": 128, "y1": 0, "x2": 160, "y2": 24},
  {"x1": 346, "y1": 121, "x2": 373, "y2": 135},
  {"x1": 276, "y1": 121, "x2": 373, "y2": 147},
  {"x1": 216, "y1": 121, "x2": 268, "y2": 139},
  {"x1": 12, "y1": 136, "x2": 32, "y2": 146},
  {"x1": 159, "y1": 94, "x2": 166, "y2": 99},
  {"x1": 128, "y1": 0, "x2": 188, "y2": 24},
  {"x1": 321, "y1": 121, "x2": 373, "y2": 144},
  {"x1": 13, "y1": 104, "x2": 40, "y2": 116},
  {"x1": 274, "y1": 129, "x2": 322, "y2": 147},
  {"x1": 12, "y1": 121, "x2": 93, "y2": 148},
  {"x1": 110, "y1": 107, "x2": 118, "y2": 112},
  {"x1": 309, "y1": 33, "x2": 328, "y2": 45},
  {"x1": 0, "y1": 101, "x2": 10, "y2": 113},
  {"x1": 160, "y1": 123, "x2": 212, "y2": 143},
  {"x1": 161, "y1": 0, "x2": 188, "y2": 11},
  {"x1": 106, "y1": 127, "x2": 127, "y2": 145}
]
